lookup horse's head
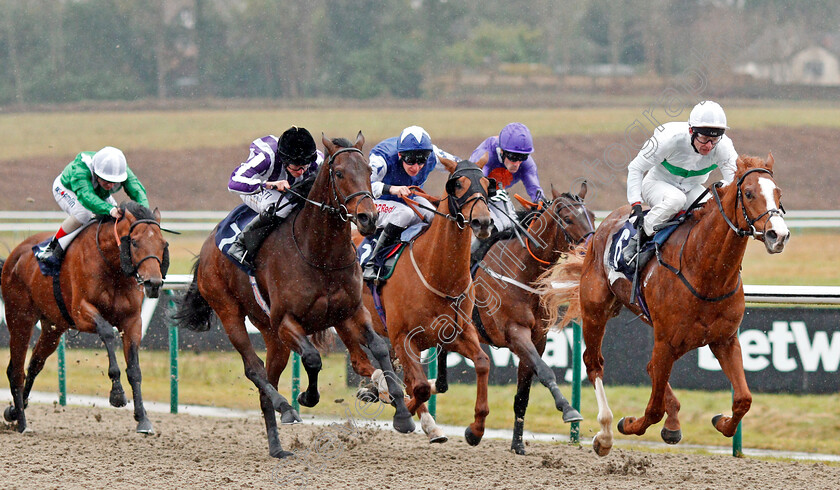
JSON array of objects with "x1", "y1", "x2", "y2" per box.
[
  {"x1": 545, "y1": 181, "x2": 596, "y2": 245},
  {"x1": 440, "y1": 155, "x2": 493, "y2": 239},
  {"x1": 116, "y1": 202, "x2": 169, "y2": 298},
  {"x1": 321, "y1": 132, "x2": 378, "y2": 236},
  {"x1": 729, "y1": 153, "x2": 789, "y2": 254}
]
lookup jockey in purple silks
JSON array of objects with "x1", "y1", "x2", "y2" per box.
[
  {"x1": 226, "y1": 126, "x2": 324, "y2": 268},
  {"x1": 469, "y1": 122, "x2": 545, "y2": 252},
  {"x1": 363, "y1": 125, "x2": 460, "y2": 282}
]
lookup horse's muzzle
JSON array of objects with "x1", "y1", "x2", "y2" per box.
[
  {"x1": 763, "y1": 228, "x2": 790, "y2": 254},
  {"x1": 355, "y1": 211, "x2": 378, "y2": 236},
  {"x1": 143, "y1": 278, "x2": 163, "y2": 298},
  {"x1": 471, "y1": 217, "x2": 493, "y2": 240}
]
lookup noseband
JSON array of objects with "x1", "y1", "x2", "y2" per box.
[
  {"x1": 445, "y1": 164, "x2": 490, "y2": 229},
  {"x1": 525, "y1": 195, "x2": 593, "y2": 264},
  {"x1": 711, "y1": 167, "x2": 784, "y2": 239},
  {"x1": 97, "y1": 217, "x2": 169, "y2": 285}
]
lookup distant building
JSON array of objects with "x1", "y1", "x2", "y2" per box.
[{"x1": 734, "y1": 27, "x2": 840, "y2": 86}]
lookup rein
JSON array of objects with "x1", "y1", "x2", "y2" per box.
[
  {"x1": 524, "y1": 195, "x2": 593, "y2": 265},
  {"x1": 99, "y1": 215, "x2": 169, "y2": 284}
]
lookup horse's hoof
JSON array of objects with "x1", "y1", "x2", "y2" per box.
[
  {"x1": 4, "y1": 405, "x2": 18, "y2": 422},
  {"x1": 562, "y1": 407, "x2": 584, "y2": 423},
  {"x1": 110, "y1": 390, "x2": 128, "y2": 408},
  {"x1": 617, "y1": 416, "x2": 629, "y2": 435},
  {"x1": 428, "y1": 428, "x2": 448, "y2": 444},
  {"x1": 711, "y1": 413, "x2": 724, "y2": 429},
  {"x1": 661, "y1": 427, "x2": 682, "y2": 445},
  {"x1": 464, "y1": 426, "x2": 483, "y2": 446},
  {"x1": 393, "y1": 414, "x2": 415, "y2": 434},
  {"x1": 270, "y1": 448, "x2": 295, "y2": 459},
  {"x1": 297, "y1": 391, "x2": 320, "y2": 408},
  {"x1": 281, "y1": 408, "x2": 302, "y2": 425},
  {"x1": 136, "y1": 419, "x2": 155, "y2": 435},
  {"x1": 592, "y1": 437, "x2": 612, "y2": 457},
  {"x1": 511, "y1": 443, "x2": 526, "y2": 455}
]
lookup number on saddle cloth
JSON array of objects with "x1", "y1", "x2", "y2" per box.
[
  {"x1": 609, "y1": 214, "x2": 681, "y2": 278},
  {"x1": 356, "y1": 222, "x2": 429, "y2": 281},
  {"x1": 216, "y1": 204, "x2": 260, "y2": 275}
]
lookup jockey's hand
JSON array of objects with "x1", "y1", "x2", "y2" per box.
[
  {"x1": 109, "y1": 207, "x2": 123, "y2": 219},
  {"x1": 630, "y1": 202, "x2": 644, "y2": 227},
  {"x1": 266, "y1": 180, "x2": 290, "y2": 192},
  {"x1": 391, "y1": 185, "x2": 412, "y2": 198}
]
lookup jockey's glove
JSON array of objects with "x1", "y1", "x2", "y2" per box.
[{"x1": 630, "y1": 203, "x2": 644, "y2": 227}]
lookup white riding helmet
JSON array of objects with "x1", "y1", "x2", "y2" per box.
[
  {"x1": 92, "y1": 146, "x2": 128, "y2": 183},
  {"x1": 688, "y1": 101, "x2": 729, "y2": 131}
]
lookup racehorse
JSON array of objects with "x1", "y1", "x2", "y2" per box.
[
  {"x1": 175, "y1": 133, "x2": 416, "y2": 459},
  {"x1": 539, "y1": 154, "x2": 789, "y2": 456},
  {"x1": 2, "y1": 201, "x2": 169, "y2": 434},
  {"x1": 436, "y1": 182, "x2": 595, "y2": 455},
  {"x1": 357, "y1": 157, "x2": 495, "y2": 445}
]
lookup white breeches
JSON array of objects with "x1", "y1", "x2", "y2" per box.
[
  {"x1": 641, "y1": 177, "x2": 708, "y2": 236},
  {"x1": 374, "y1": 196, "x2": 434, "y2": 229}
]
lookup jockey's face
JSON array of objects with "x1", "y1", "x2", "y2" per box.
[
  {"x1": 691, "y1": 129, "x2": 721, "y2": 156},
  {"x1": 97, "y1": 176, "x2": 118, "y2": 190},
  {"x1": 400, "y1": 151, "x2": 429, "y2": 177},
  {"x1": 502, "y1": 151, "x2": 527, "y2": 173},
  {"x1": 286, "y1": 164, "x2": 308, "y2": 179}
]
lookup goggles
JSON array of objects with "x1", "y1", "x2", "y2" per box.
[
  {"x1": 502, "y1": 150, "x2": 529, "y2": 162},
  {"x1": 401, "y1": 150, "x2": 432, "y2": 165}
]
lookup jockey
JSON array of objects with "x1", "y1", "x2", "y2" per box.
[
  {"x1": 34, "y1": 146, "x2": 149, "y2": 263},
  {"x1": 623, "y1": 100, "x2": 739, "y2": 264},
  {"x1": 363, "y1": 125, "x2": 459, "y2": 282},
  {"x1": 470, "y1": 122, "x2": 545, "y2": 237},
  {"x1": 226, "y1": 126, "x2": 324, "y2": 268}
]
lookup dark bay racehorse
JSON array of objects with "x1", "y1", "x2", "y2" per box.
[
  {"x1": 438, "y1": 183, "x2": 594, "y2": 455},
  {"x1": 539, "y1": 154, "x2": 789, "y2": 456},
  {"x1": 175, "y1": 133, "x2": 415, "y2": 459},
  {"x1": 2, "y1": 202, "x2": 169, "y2": 433},
  {"x1": 357, "y1": 157, "x2": 495, "y2": 445}
]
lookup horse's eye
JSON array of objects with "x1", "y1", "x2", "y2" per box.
[
  {"x1": 131, "y1": 239, "x2": 139, "y2": 247},
  {"x1": 564, "y1": 217, "x2": 573, "y2": 225},
  {"x1": 335, "y1": 170, "x2": 344, "y2": 179},
  {"x1": 744, "y1": 190, "x2": 754, "y2": 199}
]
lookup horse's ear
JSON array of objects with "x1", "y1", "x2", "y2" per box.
[
  {"x1": 476, "y1": 152, "x2": 489, "y2": 168},
  {"x1": 735, "y1": 155, "x2": 746, "y2": 174},
  {"x1": 354, "y1": 130, "x2": 365, "y2": 150},
  {"x1": 551, "y1": 183, "x2": 560, "y2": 200},
  {"x1": 153, "y1": 207, "x2": 161, "y2": 222},
  {"x1": 439, "y1": 156, "x2": 457, "y2": 173},
  {"x1": 578, "y1": 180, "x2": 588, "y2": 200},
  {"x1": 766, "y1": 152, "x2": 775, "y2": 172},
  {"x1": 322, "y1": 133, "x2": 336, "y2": 154}
]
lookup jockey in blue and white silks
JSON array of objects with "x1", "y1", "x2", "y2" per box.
[
  {"x1": 226, "y1": 126, "x2": 325, "y2": 268},
  {"x1": 363, "y1": 125, "x2": 459, "y2": 281},
  {"x1": 470, "y1": 122, "x2": 544, "y2": 235},
  {"x1": 623, "y1": 101, "x2": 739, "y2": 265}
]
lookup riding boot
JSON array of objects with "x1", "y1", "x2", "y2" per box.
[
  {"x1": 34, "y1": 237, "x2": 64, "y2": 263},
  {"x1": 362, "y1": 223, "x2": 405, "y2": 283},
  {"x1": 622, "y1": 228, "x2": 651, "y2": 265},
  {"x1": 227, "y1": 211, "x2": 279, "y2": 269}
]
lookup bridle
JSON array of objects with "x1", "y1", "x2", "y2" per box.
[
  {"x1": 282, "y1": 147, "x2": 374, "y2": 223},
  {"x1": 97, "y1": 216, "x2": 169, "y2": 284},
  {"x1": 710, "y1": 167, "x2": 784, "y2": 239},
  {"x1": 403, "y1": 162, "x2": 491, "y2": 229},
  {"x1": 524, "y1": 194, "x2": 594, "y2": 265}
]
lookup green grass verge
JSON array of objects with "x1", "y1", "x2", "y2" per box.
[{"x1": 2, "y1": 348, "x2": 839, "y2": 455}]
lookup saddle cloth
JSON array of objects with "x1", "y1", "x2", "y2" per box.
[
  {"x1": 357, "y1": 222, "x2": 428, "y2": 283},
  {"x1": 608, "y1": 215, "x2": 680, "y2": 279},
  {"x1": 215, "y1": 204, "x2": 258, "y2": 276}
]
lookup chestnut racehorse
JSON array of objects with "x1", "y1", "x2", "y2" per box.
[
  {"x1": 357, "y1": 157, "x2": 494, "y2": 445},
  {"x1": 539, "y1": 154, "x2": 789, "y2": 456},
  {"x1": 2, "y1": 201, "x2": 169, "y2": 434},
  {"x1": 435, "y1": 183, "x2": 595, "y2": 454},
  {"x1": 175, "y1": 133, "x2": 415, "y2": 459}
]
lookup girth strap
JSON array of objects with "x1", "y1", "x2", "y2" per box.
[{"x1": 52, "y1": 274, "x2": 75, "y2": 327}]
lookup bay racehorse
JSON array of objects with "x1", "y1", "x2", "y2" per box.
[
  {"x1": 435, "y1": 182, "x2": 594, "y2": 454},
  {"x1": 2, "y1": 201, "x2": 169, "y2": 433},
  {"x1": 539, "y1": 154, "x2": 789, "y2": 456},
  {"x1": 175, "y1": 133, "x2": 415, "y2": 459},
  {"x1": 357, "y1": 157, "x2": 495, "y2": 445}
]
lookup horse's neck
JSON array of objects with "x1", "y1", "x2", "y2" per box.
[
  {"x1": 295, "y1": 186, "x2": 353, "y2": 264},
  {"x1": 413, "y1": 200, "x2": 472, "y2": 288},
  {"x1": 685, "y1": 188, "x2": 748, "y2": 283},
  {"x1": 87, "y1": 222, "x2": 123, "y2": 276}
]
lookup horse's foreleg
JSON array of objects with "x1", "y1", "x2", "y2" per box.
[
  {"x1": 415, "y1": 401, "x2": 447, "y2": 443},
  {"x1": 392, "y1": 331, "x2": 431, "y2": 413},
  {"x1": 264, "y1": 336, "x2": 301, "y2": 425},
  {"x1": 661, "y1": 382, "x2": 683, "y2": 444},
  {"x1": 430, "y1": 349, "x2": 449, "y2": 394},
  {"x1": 510, "y1": 359, "x2": 534, "y2": 455},
  {"x1": 121, "y1": 323, "x2": 153, "y2": 434},
  {"x1": 591, "y1": 377, "x2": 614, "y2": 457},
  {"x1": 709, "y1": 337, "x2": 752, "y2": 438},
  {"x1": 5, "y1": 315, "x2": 39, "y2": 432},
  {"x1": 448, "y1": 331, "x2": 490, "y2": 447},
  {"x1": 580, "y1": 296, "x2": 615, "y2": 456},
  {"x1": 618, "y1": 341, "x2": 675, "y2": 437},
  {"x1": 93, "y1": 314, "x2": 128, "y2": 408},
  {"x1": 278, "y1": 314, "x2": 321, "y2": 408}
]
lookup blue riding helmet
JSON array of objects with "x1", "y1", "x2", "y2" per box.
[
  {"x1": 397, "y1": 126, "x2": 433, "y2": 153},
  {"x1": 498, "y1": 122, "x2": 534, "y2": 154}
]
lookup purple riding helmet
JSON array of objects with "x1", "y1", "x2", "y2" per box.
[{"x1": 498, "y1": 122, "x2": 534, "y2": 155}]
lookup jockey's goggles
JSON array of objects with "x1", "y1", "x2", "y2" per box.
[
  {"x1": 695, "y1": 134, "x2": 721, "y2": 146},
  {"x1": 502, "y1": 150, "x2": 529, "y2": 162},
  {"x1": 401, "y1": 150, "x2": 432, "y2": 165},
  {"x1": 285, "y1": 155, "x2": 315, "y2": 172}
]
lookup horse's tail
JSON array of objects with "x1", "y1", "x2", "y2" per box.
[
  {"x1": 172, "y1": 259, "x2": 214, "y2": 332},
  {"x1": 537, "y1": 244, "x2": 586, "y2": 329}
]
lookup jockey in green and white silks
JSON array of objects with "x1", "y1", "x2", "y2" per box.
[
  {"x1": 623, "y1": 101, "x2": 738, "y2": 264},
  {"x1": 34, "y1": 147, "x2": 149, "y2": 263}
]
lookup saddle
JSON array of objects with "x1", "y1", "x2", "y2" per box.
[
  {"x1": 357, "y1": 222, "x2": 428, "y2": 285},
  {"x1": 215, "y1": 205, "x2": 277, "y2": 276},
  {"x1": 610, "y1": 212, "x2": 684, "y2": 279}
]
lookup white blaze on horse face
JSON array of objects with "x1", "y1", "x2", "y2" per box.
[{"x1": 758, "y1": 177, "x2": 789, "y2": 238}]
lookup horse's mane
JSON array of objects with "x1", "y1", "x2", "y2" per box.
[
  {"x1": 689, "y1": 155, "x2": 770, "y2": 223},
  {"x1": 330, "y1": 137, "x2": 353, "y2": 148},
  {"x1": 119, "y1": 201, "x2": 156, "y2": 221}
]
